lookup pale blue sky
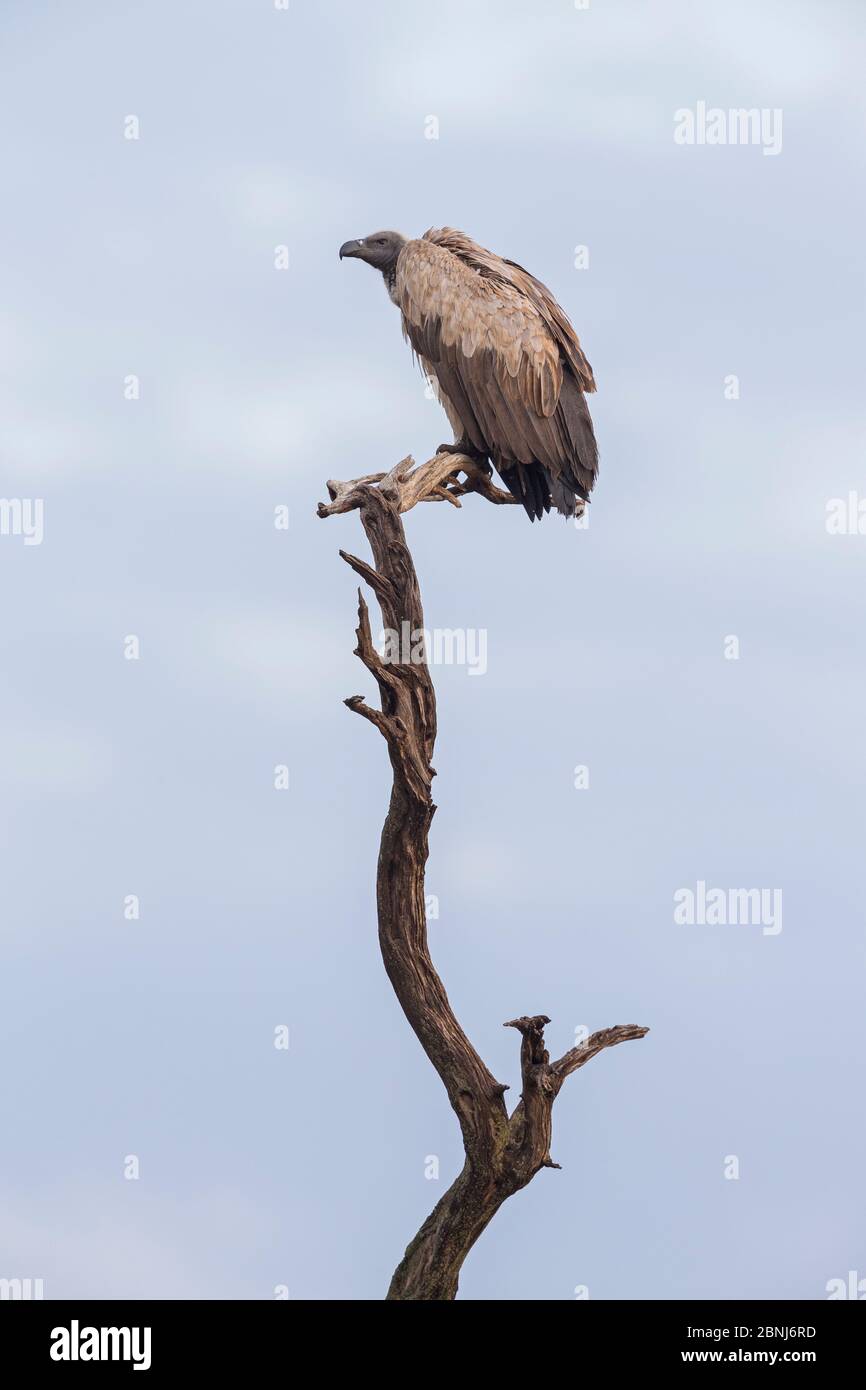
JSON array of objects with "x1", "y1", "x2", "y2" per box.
[{"x1": 1, "y1": 0, "x2": 864, "y2": 1299}]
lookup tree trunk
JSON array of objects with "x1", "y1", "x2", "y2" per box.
[{"x1": 318, "y1": 454, "x2": 648, "y2": 1300}]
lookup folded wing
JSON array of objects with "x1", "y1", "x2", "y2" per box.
[{"x1": 396, "y1": 227, "x2": 598, "y2": 514}]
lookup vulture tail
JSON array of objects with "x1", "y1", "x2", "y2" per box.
[
  {"x1": 546, "y1": 469, "x2": 589, "y2": 519},
  {"x1": 498, "y1": 461, "x2": 551, "y2": 522}
]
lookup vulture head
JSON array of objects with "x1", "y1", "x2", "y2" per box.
[{"x1": 339, "y1": 230, "x2": 406, "y2": 274}]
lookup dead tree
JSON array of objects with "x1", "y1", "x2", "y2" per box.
[{"x1": 318, "y1": 452, "x2": 648, "y2": 1301}]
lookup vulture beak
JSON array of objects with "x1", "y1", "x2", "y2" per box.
[{"x1": 339, "y1": 238, "x2": 365, "y2": 261}]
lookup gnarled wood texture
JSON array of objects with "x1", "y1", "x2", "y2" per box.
[{"x1": 319, "y1": 453, "x2": 648, "y2": 1300}]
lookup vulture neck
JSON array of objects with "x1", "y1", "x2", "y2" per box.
[{"x1": 381, "y1": 265, "x2": 400, "y2": 305}]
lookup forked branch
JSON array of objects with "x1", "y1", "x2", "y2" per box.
[{"x1": 319, "y1": 452, "x2": 647, "y2": 1300}]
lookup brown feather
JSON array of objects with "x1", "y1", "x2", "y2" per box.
[{"x1": 396, "y1": 228, "x2": 599, "y2": 517}]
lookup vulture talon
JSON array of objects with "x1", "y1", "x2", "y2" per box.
[{"x1": 437, "y1": 441, "x2": 492, "y2": 475}]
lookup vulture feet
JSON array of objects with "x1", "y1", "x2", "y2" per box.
[{"x1": 436, "y1": 440, "x2": 492, "y2": 475}]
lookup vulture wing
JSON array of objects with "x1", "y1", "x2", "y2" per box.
[{"x1": 395, "y1": 227, "x2": 598, "y2": 517}]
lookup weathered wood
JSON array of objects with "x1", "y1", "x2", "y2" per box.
[{"x1": 319, "y1": 454, "x2": 647, "y2": 1300}]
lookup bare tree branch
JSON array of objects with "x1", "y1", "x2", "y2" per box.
[
  {"x1": 318, "y1": 453, "x2": 646, "y2": 1300},
  {"x1": 551, "y1": 1024, "x2": 652, "y2": 1081}
]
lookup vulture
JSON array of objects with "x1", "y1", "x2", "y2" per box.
[{"x1": 339, "y1": 227, "x2": 598, "y2": 520}]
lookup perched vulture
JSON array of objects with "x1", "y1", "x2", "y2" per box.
[{"x1": 339, "y1": 227, "x2": 598, "y2": 520}]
